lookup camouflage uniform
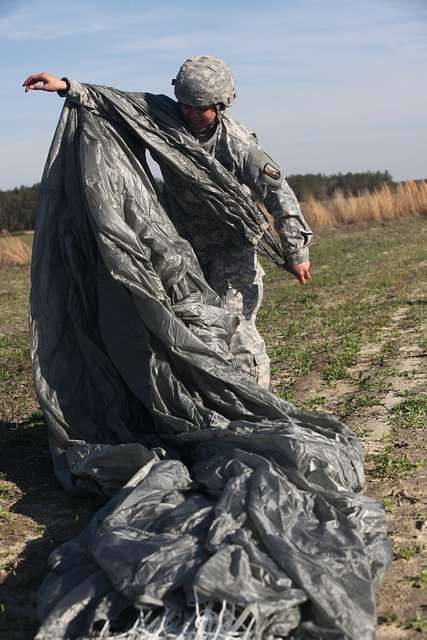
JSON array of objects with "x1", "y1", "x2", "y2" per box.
[{"x1": 60, "y1": 73, "x2": 312, "y2": 389}]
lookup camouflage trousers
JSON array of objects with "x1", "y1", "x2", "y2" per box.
[{"x1": 205, "y1": 247, "x2": 271, "y2": 389}]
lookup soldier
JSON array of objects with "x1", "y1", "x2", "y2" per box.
[{"x1": 23, "y1": 56, "x2": 312, "y2": 389}]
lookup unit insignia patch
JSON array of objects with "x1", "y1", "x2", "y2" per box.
[{"x1": 263, "y1": 163, "x2": 281, "y2": 180}]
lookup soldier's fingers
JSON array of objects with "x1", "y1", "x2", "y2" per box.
[
  {"x1": 23, "y1": 73, "x2": 48, "y2": 90},
  {"x1": 22, "y1": 73, "x2": 42, "y2": 86},
  {"x1": 24, "y1": 82, "x2": 44, "y2": 92},
  {"x1": 23, "y1": 80, "x2": 38, "y2": 93}
]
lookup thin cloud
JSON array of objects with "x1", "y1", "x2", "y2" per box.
[
  {"x1": 109, "y1": 5, "x2": 427, "y2": 65},
  {"x1": 0, "y1": 8, "x2": 113, "y2": 40},
  {"x1": 4, "y1": 23, "x2": 111, "y2": 40},
  {"x1": 0, "y1": 1, "x2": 199, "y2": 41},
  {"x1": 0, "y1": 0, "x2": 136, "y2": 40},
  {"x1": 0, "y1": 0, "x2": 26, "y2": 17},
  {"x1": 114, "y1": 34, "x2": 198, "y2": 54}
]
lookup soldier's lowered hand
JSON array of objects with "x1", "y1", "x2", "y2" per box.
[{"x1": 283, "y1": 260, "x2": 311, "y2": 284}]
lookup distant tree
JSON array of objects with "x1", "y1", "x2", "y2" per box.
[
  {"x1": 0, "y1": 183, "x2": 39, "y2": 232},
  {"x1": 0, "y1": 171, "x2": 396, "y2": 231},
  {"x1": 287, "y1": 171, "x2": 393, "y2": 201}
]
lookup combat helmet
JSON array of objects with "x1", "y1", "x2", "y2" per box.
[{"x1": 172, "y1": 56, "x2": 236, "y2": 107}]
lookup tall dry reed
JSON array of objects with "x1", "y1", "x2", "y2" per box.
[
  {"x1": 0, "y1": 233, "x2": 31, "y2": 267},
  {"x1": 301, "y1": 180, "x2": 427, "y2": 227}
]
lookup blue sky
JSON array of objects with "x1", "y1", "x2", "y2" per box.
[{"x1": 1, "y1": 0, "x2": 426, "y2": 189}]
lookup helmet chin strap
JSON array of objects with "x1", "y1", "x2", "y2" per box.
[{"x1": 213, "y1": 104, "x2": 225, "y2": 129}]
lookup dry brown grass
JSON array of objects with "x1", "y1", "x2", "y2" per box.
[
  {"x1": 0, "y1": 233, "x2": 31, "y2": 267},
  {"x1": 301, "y1": 180, "x2": 427, "y2": 227}
]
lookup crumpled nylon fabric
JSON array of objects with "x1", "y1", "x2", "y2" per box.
[{"x1": 30, "y1": 85, "x2": 391, "y2": 640}]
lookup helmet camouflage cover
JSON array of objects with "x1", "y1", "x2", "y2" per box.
[{"x1": 172, "y1": 55, "x2": 236, "y2": 107}]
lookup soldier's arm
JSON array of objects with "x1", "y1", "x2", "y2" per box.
[
  {"x1": 57, "y1": 79, "x2": 97, "y2": 110},
  {"x1": 243, "y1": 145, "x2": 313, "y2": 281},
  {"x1": 23, "y1": 72, "x2": 97, "y2": 110}
]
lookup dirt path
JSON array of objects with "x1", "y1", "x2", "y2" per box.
[{"x1": 291, "y1": 295, "x2": 427, "y2": 638}]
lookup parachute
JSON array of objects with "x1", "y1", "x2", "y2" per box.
[{"x1": 31, "y1": 84, "x2": 391, "y2": 639}]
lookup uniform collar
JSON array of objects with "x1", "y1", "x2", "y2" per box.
[{"x1": 193, "y1": 116, "x2": 220, "y2": 143}]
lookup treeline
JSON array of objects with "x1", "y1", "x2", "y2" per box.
[
  {"x1": 0, "y1": 171, "x2": 397, "y2": 232},
  {"x1": 0, "y1": 184, "x2": 39, "y2": 233},
  {"x1": 287, "y1": 170, "x2": 393, "y2": 201}
]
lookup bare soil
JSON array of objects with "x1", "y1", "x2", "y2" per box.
[{"x1": 291, "y1": 302, "x2": 427, "y2": 639}]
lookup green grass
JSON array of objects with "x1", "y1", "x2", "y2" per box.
[
  {"x1": 396, "y1": 546, "x2": 415, "y2": 561},
  {"x1": 275, "y1": 388, "x2": 296, "y2": 403},
  {"x1": 391, "y1": 394, "x2": 427, "y2": 429},
  {"x1": 371, "y1": 447, "x2": 425, "y2": 478},
  {"x1": 382, "y1": 496, "x2": 395, "y2": 513},
  {"x1": 406, "y1": 610, "x2": 427, "y2": 633},
  {"x1": 0, "y1": 368, "x2": 12, "y2": 381},
  {"x1": 0, "y1": 508, "x2": 13, "y2": 523},
  {"x1": 0, "y1": 481, "x2": 21, "y2": 501},
  {"x1": 322, "y1": 333, "x2": 362, "y2": 381},
  {"x1": 260, "y1": 217, "x2": 427, "y2": 394},
  {"x1": 337, "y1": 393, "x2": 376, "y2": 419},
  {"x1": 369, "y1": 433, "x2": 425, "y2": 478},
  {"x1": 333, "y1": 368, "x2": 392, "y2": 419},
  {"x1": 379, "y1": 610, "x2": 398, "y2": 625},
  {"x1": 304, "y1": 394, "x2": 327, "y2": 411},
  {"x1": 372, "y1": 339, "x2": 397, "y2": 367},
  {"x1": 412, "y1": 568, "x2": 427, "y2": 589},
  {"x1": 415, "y1": 508, "x2": 426, "y2": 523}
]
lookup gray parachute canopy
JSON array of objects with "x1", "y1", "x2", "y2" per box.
[{"x1": 31, "y1": 83, "x2": 391, "y2": 640}]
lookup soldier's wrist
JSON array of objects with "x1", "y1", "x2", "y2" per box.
[
  {"x1": 57, "y1": 77, "x2": 71, "y2": 97},
  {"x1": 284, "y1": 248, "x2": 309, "y2": 266}
]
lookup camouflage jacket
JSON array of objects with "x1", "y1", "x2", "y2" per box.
[{"x1": 61, "y1": 81, "x2": 313, "y2": 266}]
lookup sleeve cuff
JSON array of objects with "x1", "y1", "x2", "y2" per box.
[
  {"x1": 57, "y1": 77, "x2": 71, "y2": 97},
  {"x1": 284, "y1": 247, "x2": 310, "y2": 266}
]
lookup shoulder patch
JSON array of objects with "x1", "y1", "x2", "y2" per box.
[
  {"x1": 263, "y1": 163, "x2": 281, "y2": 180},
  {"x1": 245, "y1": 146, "x2": 283, "y2": 188}
]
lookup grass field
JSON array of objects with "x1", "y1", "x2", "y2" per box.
[
  {"x1": 0, "y1": 234, "x2": 32, "y2": 268},
  {"x1": 0, "y1": 217, "x2": 426, "y2": 639},
  {"x1": 301, "y1": 180, "x2": 427, "y2": 227}
]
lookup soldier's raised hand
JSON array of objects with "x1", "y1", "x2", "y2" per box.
[{"x1": 22, "y1": 72, "x2": 67, "y2": 93}]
